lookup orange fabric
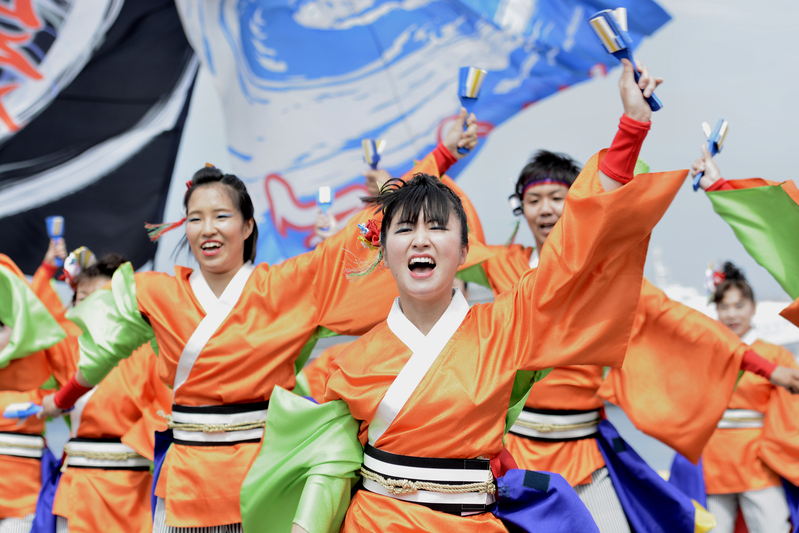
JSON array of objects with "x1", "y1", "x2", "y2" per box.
[
  {"x1": 0, "y1": 255, "x2": 49, "y2": 518},
  {"x1": 0, "y1": 454, "x2": 42, "y2": 519},
  {"x1": 781, "y1": 298, "x2": 799, "y2": 327},
  {"x1": 440, "y1": 175, "x2": 486, "y2": 245},
  {"x1": 703, "y1": 339, "x2": 799, "y2": 493},
  {"x1": 30, "y1": 265, "x2": 81, "y2": 338},
  {"x1": 53, "y1": 469, "x2": 153, "y2": 533},
  {"x1": 324, "y1": 152, "x2": 684, "y2": 529},
  {"x1": 303, "y1": 342, "x2": 352, "y2": 403},
  {"x1": 136, "y1": 150, "x2": 493, "y2": 527},
  {"x1": 597, "y1": 279, "x2": 748, "y2": 462}
]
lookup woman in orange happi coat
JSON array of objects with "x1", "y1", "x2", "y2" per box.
[
  {"x1": 37, "y1": 114, "x2": 489, "y2": 532},
  {"x1": 0, "y1": 249, "x2": 72, "y2": 533},
  {"x1": 445, "y1": 74, "x2": 799, "y2": 533},
  {"x1": 274, "y1": 60, "x2": 691, "y2": 533},
  {"x1": 21, "y1": 250, "x2": 172, "y2": 533}
]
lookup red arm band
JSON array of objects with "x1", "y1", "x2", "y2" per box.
[
  {"x1": 54, "y1": 375, "x2": 93, "y2": 410},
  {"x1": 432, "y1": 143, "x2": 458, "y2": 177},
  {"x1": 740, "y1": 350, "x2": 777, "y2": 379},
  {"x1": 39, "y1": 261, "x2": 59, "y2": 279},
  {"x1": 705, "y1": 178, "x2": 734, "y2": 191},
  {"x1": 599, "y1": 114, "x2": 651, "y2": 184}
]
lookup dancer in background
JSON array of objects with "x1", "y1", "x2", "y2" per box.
[
  {"x1": 671, "y1": 262, "x2": 799, "y2": 533},
  {"x1": 0, "y1": 254, "x2": 66, "y2": 533}
]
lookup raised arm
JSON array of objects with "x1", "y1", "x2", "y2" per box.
[{"x1": 489, "y1": 61, "x2": 685, "y2": 371}]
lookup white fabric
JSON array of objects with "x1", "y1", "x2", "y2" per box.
[
  {"x1": 69, "y1": 387, "x2": 98, "y2": 438},
  {"x1": 171, "y1": 408, "x2": 268, "y2": 443},
  {"x1": 0, "y1": 433, "x2": 44, "y2": 459},
  {"x1": 573, "y1": 468, "x2": 631, "y2": 533},
  {"x1": 717, "y1": 408, "x2": 765, "y2": 429},
  {"x1": 369, "y1": 289, "x2": 470, "y2": 446},
  {"x1": 510, "y1": 409, "x2": 600, "y2": 440},
  {"x1": 707, "y1": 486, "x2": 791, "y2": 533},
  {"x1": 0, "y1": 514, "x2": 34, "y2": 533},
  {"x1": 528, "y1": 247, "x2": 539, "y2": 268},
  {"x1": 174, "y1": 262, "x2": 256, "y2": 397},
  {"x1": 363, "y1": 453, "x2": 490, "y2": 484},
  {"x1": 64, "y1": 440, "x2": 149, "y2": 469},
  {"x1": 55, "y1": 516, "x2": 69, "y2": 533},
  {"x1": 741, "y1": 327, "x2": 759, "y2": 346}
]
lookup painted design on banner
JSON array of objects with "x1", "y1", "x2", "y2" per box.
[{"x1": 175, "y1": 0, "x2": 670, "y2": 263}]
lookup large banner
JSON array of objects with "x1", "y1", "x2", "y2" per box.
[
  {"x1": 176, "y1": 0, "x2": 671, "y2": 264},
  {"x1": 0, "y1": 0, "x2": 196, "y2": 273}
]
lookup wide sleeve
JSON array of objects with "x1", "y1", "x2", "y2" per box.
[
  {"x1": 240, "y1": 386, "x2": 362, "y2": 533},
  {"x1": 758, "y1": 345, "x2": 799, "y2": 485},
  {"x1": 298, "y1": 342, "x2": 352, "y2": 403},
  {"x1": 29, "y1": 264, "x2": 80, "y2": 337},
  {"x1": 490, "y1": 151, "x2": 686, "y2": 371},
  {"x1": 66, "y1": 263, "x2": 155, "y2": 385},
  {"x1": 0, "y1": 263, "x2": 66, "y2": 367},
  {"x1": 781, "y1": 298, "x2": 799, "y2": 328},
  {"x1": 597, "y1": 279, "x2": 748, "y2": 462},
  {"x1": 119, "y1": 345, "x2": 170, "y2": 459}
]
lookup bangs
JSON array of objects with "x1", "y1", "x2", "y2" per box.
[
  {"x1": 363, "y1": 172, "x2": 469, "y2": 247},
  {"x1": 392, "y1": 181, "x2": 457, "y2": 228}
]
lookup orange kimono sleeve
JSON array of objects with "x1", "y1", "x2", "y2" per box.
[
  {"x1": 119, "y1": 345, "x2": 171, "y2": 459},
  {"x1": 758, "y1": 345, "x2": 799, "y2": 485},
  {"x1": 597, "y1": 279, "x2": 747, "y2": 462},
  {"x1": 302, "y1": 342, "x2": 352, "y2": 403},
  {"x1": 781, "y1": 298, "x2": 799, "y2": 327},
  {"x1": 490, "y1": 151, "x2": 686, "y2": 371}
]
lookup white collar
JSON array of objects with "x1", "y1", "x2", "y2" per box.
[
  {"x1": 529, "y1": 248, "x2": 539, "y2": 269},
  {"x1": 741, "y1": 327, "x2": 759, "y2": 346},
  {"x1": 386, "y1": 289, "x2": 470, "y2": 354},
  {"x1": 189, "y1": 261, "x2": 255, "y2": 314}
]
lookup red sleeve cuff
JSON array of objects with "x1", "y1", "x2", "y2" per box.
[
  {"x1": 54, "y1": 375, "x2": 93, "y2": 410},
  {"x1": 741, "y1": 350, "x2": 777, "y2": 380},
  {"x1": 599, "y1": 114, "x2": 651, "y2": 184},
  {"x1": 432, "y1": 143, "x2": 458, "y2": 177},
  {"x1": 705, "y1": 178, "x2": 734, "y2": 191},
  {"x1": 39, "y1": 261, "x2": 59, "y2": 279}
]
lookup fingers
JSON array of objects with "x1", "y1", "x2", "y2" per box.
[
  {"x1": 690, "y1": 156, "x2": 705, "y2": 178},
  {"x1": 451, "y1": 107, "x2": 468, "y2": 132},
  {"x1": 459, "y1": 113, "x2": 479, "y2": 150}
]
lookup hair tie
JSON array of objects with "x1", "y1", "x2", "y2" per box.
[
  {"x1": 186, "y1": 180, "x2": 193, "y2": 190},
  {"x1": 205, "y1": 162, "x2": 216, "y2": 168},
  {"x1": 704, "y1": 263, "x2": 726, "y2": 302},
  {"x1": 521, "y1": 174, "x2": 571, "y2": 196}
]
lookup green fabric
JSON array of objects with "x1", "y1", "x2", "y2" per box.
[
  {"x1": 0, "y1": 265, "x2": 66, "y2": 368},
  {"x1": 241, "y1": 387, "x2": 362, "y2": 533},
  {"x1": 455, "y1": 263, "x2": 491, "y2": 289},
  {"x1": 293, "y1": 371, "x2": 312, "y2": 398},
  {"x1": 66, "y1": 263, "x2": 155, "y2": 385},
  {"x1": 504, "y1": 368, "x2": 552, "y2": 436},
  {"x1": 708, "y1": 185, "x2": 799, "y2": 299},
  {"x1": 634, "y1": 157, "x2": 650, "y2": 176},
  {"x1": 39, "y1": 375, "x2": 58, "y2": 391},
  {"x1": 295, "y1": 327, "x2": 338, "y2": 375}
]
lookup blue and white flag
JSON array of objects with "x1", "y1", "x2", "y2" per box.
[{"x1": 177, "y1": 0, "x2": 671, "y2": 264}]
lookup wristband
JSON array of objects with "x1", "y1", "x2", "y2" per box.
[
  {"x1": 432, "y1": 143, "x2": 458, "y2": 177},
  {"x1": 54, "y1": 375, "x2": 93, "y2": 410},
  {"x1": 705, "y1": 178, "x2": 733, "y2": 192},
  {"x1": 599, "y1": 114, "x2": 651, "y2": 184},
  {"x1": 740, "y1": 350, "x2": 777, "y2": 380},
  {"x1": 39, "y1": 261, "x2": 59, "y2": 279}
]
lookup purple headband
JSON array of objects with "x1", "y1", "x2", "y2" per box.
[{"x1": 522, "y1": 177, "x2": 571, "y2": 196}]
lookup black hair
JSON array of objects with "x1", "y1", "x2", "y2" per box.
[
  {"x1": 72, "y1": 253, "x2": 128, "y2": 304},
  {"x1": 514, "y1": 150, "x2": 581, "y2": 200},
  {"x1": 712, "y1": 261, "x2": 756, "y2": 305},
  {"x1": 363, "y1": 173, "x2": 469, "y2": 248},
  {"x1": 182, "y1": 166, "x2": 258, "y2": 263}
]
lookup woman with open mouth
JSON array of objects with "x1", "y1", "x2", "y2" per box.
[
  {"x1": 34, "y1": 114, "x2": 489, "y2": 532},
  {"x1": 242, "y1": 59, "x2": 696, "y2": 533}
]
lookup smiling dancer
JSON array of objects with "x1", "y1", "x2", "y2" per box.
[
  {"x1": 36, "y1": 110, "x2": 491, "y2": 532},
  {"x1": 240, "y1": 58, "x2": 692, "y2": 533}
]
